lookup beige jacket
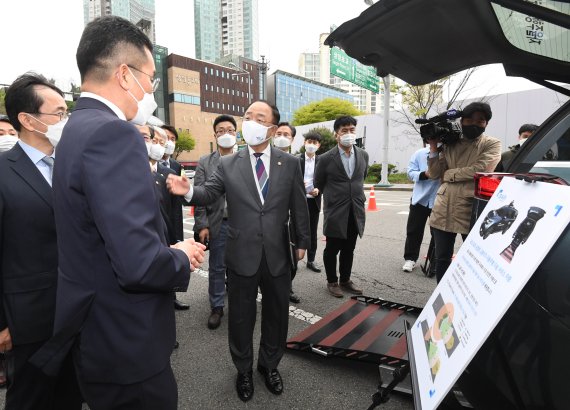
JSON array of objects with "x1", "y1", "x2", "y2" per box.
[{"x1": 428, "y1": 135, "x2": 501, "y2": 234}]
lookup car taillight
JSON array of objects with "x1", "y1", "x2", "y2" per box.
[{"x1": 474, "y1": 173, "x2": 506, "y2": 200}]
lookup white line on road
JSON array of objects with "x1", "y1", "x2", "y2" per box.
[{"x1": 397, "y1": 211, "x2": 409, "y2": 215}]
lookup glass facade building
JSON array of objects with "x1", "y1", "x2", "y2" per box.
[{"x1": 267, "y1": 70, "x2": 353, "y2": 123}]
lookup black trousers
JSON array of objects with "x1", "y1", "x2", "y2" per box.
[
  {"x1": 432, "y1": 227, "x2": 467, "y2": 283},
  {"x1": 77, "y1": 362, "x2": 177, "y2": 410},
  {"x1": 404, "y1": 202, "x2": 432, "y2": 262},
  {"x1": 228, "y1": 250, "x2": 290, "y2": 373},
  {"x1": 5, "y1": 341, "x2": 82, "y2": 410},
  {"x1": 323, "y1": 210, "x2": 359, "y2": 283},
  {"x1": 306, "y1": 198, "x2": 321, "y2": 263}
]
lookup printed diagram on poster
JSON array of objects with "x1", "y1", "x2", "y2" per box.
[{"x1": 409, "y1": 178, "x2": 570, "y2": 409}]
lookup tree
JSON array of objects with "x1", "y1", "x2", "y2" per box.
[
  {"x1": 392, "y1": 68, "x2": 478, "y2": 135},
  {"x1": 173, "y1": 129, "x2": 195, "y2": 159},
  {"x1": 0, "y1": 88, "x2": 6, "y2": 115},
  {"x1": 292, "y1": 98, "x2": 362, "y2": 126}
]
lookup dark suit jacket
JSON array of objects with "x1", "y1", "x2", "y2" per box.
[
  {"x1": 153, "y1": 167, "x2": 176, "y2": 245},
  {"x1": 0, "y1": 144, "x2": 57, "y2": 345},
  {"x1": 193, "y1": 151, "x2": 226, "y2": 239},
  {"x1": 161, "y1": 159, "x2": 184, "y2": 241},
  {"x1": 299, "y1": 153, "x2": 322, "y2": 211},
  {"x1": 314, "y1": 145, "x2": 369, "y2": 238},
  {"x1": 41, "y1": 97, "x2": 191, "y2": 384},
  {"x1": 190, "y1": 147, "x2": 310, "y2": 277}
]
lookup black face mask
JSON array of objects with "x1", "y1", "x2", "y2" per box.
[{"x1": 462, "y1": 125, "x2": 485, "y2": 140}]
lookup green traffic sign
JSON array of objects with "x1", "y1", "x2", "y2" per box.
[{"x1": 330, "y1": 47, "x2": 379, "y2": 93}]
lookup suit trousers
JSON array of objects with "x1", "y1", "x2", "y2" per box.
[
  {"x1": 404, "y1": 202, "x2": 432, "y2": 262},
  {"x1": 228, "y1": 250, "x2": 290, "y2": 373},
  {"x1": 209, "y1": 219, "x2": 228, "y2": 309},
  {"x1": 432, "y1": 228, "x2": 467, "y2": 283},
  {"x1": 323, "y1": 209, "x2": 359, "y2": 283},
  {"x1": 76, "y1": 360, "x2": 177, "y2": 410},
  {"x1": 306, "y1": 197, "x2": 320, "y2": 263},
  {"x1": 5, "y1": 341, "x2": 82, "y2": 410}
]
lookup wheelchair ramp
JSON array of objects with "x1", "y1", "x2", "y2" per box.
[{"x1": 287, "y1": 296, "x2": 421, "y2": 366}]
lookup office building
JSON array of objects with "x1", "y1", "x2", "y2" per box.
[
  {"x1": 266, "y1": 70, "x2": 353, "y2": 123},
  {"x1": 194, "y1": 0, "x2": 259, "y2": 63},
  {"x1": 83, "y1": 0, "x2": 156, "y2": 43}
]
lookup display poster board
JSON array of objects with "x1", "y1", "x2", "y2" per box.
[{"x1": 410, "y1": 178, "x2": 570, "y2": 409}]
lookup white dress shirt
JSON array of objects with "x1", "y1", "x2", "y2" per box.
[
  {"x1": 18, "y1": 140, "x2": 54, "y2": 186},
  {"x1": 304, "y1": 153, "x2": 316, "y2": 198}
]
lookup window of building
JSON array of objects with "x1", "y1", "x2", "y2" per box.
[
  {"x1": 205, "y1": 84, "x2": 208, "y2": 91},
  {"x1": 206, "y1": 101, "x2": 209, "y2": 108},
  {"x1": 210, "y1": 68, "x2": 213, "y2": 75},
  {"x1": 204, "y1": 67, "x2": 208, "y2": 74},
  {"x1": 216, "y1": 69, "x2": 219, "y2": 76}
]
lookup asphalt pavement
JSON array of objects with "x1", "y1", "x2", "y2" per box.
[{"x1": 2, "y1": 188, "x2": 464, "y2": 410}]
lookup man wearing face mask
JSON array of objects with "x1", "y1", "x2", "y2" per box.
[
  {"x1": 30, "y1": 17, "x2": 206, "y2": 410},
  {"x1": 0, "y1": 115, "x2": 19, "y2": 153},
  {"x1": 495, "y1": 123, "x2": 538, "y2": 172},
  {"x1": 193, "y1": 115, "x2": 237, "y2": 329},
  {"x1": 314, "y1": 116, "x2": 369, "y2": 298},
  {"x1": 0, "y1": 73, "x2": 82, "y2": 409},
  {"x1": 427, "y1": 102, "x2": 501, "y2": 283},
  {"x1": 167, "y1": 100, "x2": 309, "y2": 402},
  {"x1": 160, "y1": 125, "x2": 184, "y2": 177}
]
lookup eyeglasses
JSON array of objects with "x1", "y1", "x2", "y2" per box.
[
  {"x1": 33, "y1": 112, "x2": 68, "y2": 121},
  {"x1": 215, "y1": 128, "x2": 236, "y2": 136},
  {"x1": 243, "y1": 117, "x2": 273, "y2": 127},
  {"x1": 128, "y1": 65, "x2": 160, "y2": 92}
]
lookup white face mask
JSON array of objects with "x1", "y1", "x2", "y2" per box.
[
  {"x1": 145, "y1": 141, "x2": 152, "y2": 155},
  {"x1": 127, "y1": 68, "x2": 158, "y2": 126},
  {"x1": 164, "y1": 139, "x2": 175, "y2": 155},
  {"x1": 340, "y1": 133, "x2": 356, "y2": 147},
  {"x1": 305, "y1": 143, "x2": 318, "y2": 154},
  {"x1": 242, "y1": 120, "x2": 272, "y2": 146},
  {"x1": 149, "y1": 143, "x2": 166, "y2": 161},
  {"x1": 273, "y1": 136, "x2": 291, "y2": 148},
  {"x1": 0, "y1": 135, "x2": 18, "y2": 152},
  {"x1": 520, "y1": 138, "x2": 528, "y2": 146},
  {"x1": 30, "y1": 115, "x2": 68, "y2": 148},
  {"x1": 217, "y1": 133, "x2": 236, "y2": 149}
]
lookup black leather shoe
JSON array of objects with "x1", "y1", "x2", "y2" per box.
[
  {"x1": 236, "y1": 370, "x2": 254, "y2": 402},
  {"x1": 257, "y1": 364, "x2": 283, "y2": 395},
  {"x1": 207, "y1": 307, "x2": 224, "y2": 329},
  {"x1": 306, "y1": 261, "x2": 321, "y2": 273},
  {"x1": 289, "y1": 290, "x2": 301, "y2": 304},
  {"x1": 174, "y1": 299, "x2": 190, "y2": 310}
]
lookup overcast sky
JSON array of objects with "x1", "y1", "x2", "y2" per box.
[{"x1": 2, "y1": 0, "x2": 538, "y2": 97}]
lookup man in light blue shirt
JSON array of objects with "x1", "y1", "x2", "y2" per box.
[{"x1": 402, "y1": 147, "x2": 440, "y2": 273}]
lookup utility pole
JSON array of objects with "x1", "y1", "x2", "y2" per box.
[{"x1": 257, "y1": 55, "x2": 269, "y2": 100}]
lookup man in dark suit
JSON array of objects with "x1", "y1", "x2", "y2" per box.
[
  {"x1": 160, "y1": 125, "x2": 183, "y2": 177},
  {"x1": 299, "y1": 131, "x2": 323, "y2": 273},
  {"x1": 31, "y1": 17, "x2": 205, "y2": 410},
  {"x1": 193, "y1": 115, "x2": 237, "y2": 329},
  {"x1": 314, "y1": 116, "x2": 369, "y2": 298},
  {"x1": 1, "y1": 73, "x2": 82, "y2": 410},
  {"x1": 167, "y1": 101, "x2": 310, "y2": 402}
]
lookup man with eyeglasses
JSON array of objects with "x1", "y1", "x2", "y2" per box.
[
  {"x1": 30, "y1": 16, "x2": 205, "y2": 410},
  {"x1": 0, "y1": 73, "x2": 81, "y2": 409},
  {"x1": 193, "y1": 114, "x2": 237, "y2": 329},
  {"x1": 167, "y1": 101, "x2": 309, "y2": 403},
  {"x1": 314, "y1": 116, "x2": 369, "y2": 298},
  {"x1": 427, "y1": 102, "x2": 501, "y2": 283}
]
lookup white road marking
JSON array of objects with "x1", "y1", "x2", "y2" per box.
[{"x1": 398, "y1": 211, "x2": 409, "y2": 215}]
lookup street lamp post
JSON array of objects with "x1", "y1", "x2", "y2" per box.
[{"x1": 229, "y1": 62, "x2": 251, "y2": 105}]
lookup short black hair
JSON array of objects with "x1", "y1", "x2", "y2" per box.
[
  {"x1": 303, "y1": 131, "x2": 322, "y2": 142},
  {"x1": 462, "y1": 102, "x2": 492, "y2": 122},
  {"x1": 518, "y1": 123, "x2": 539, "y2": 135},
  {"x1": 161, "y1": 124, "x2": 179, "y2": 141},
  {"x1": 248, "y1": 100, "x2": 280, "y2": 125},
  {"x1": 277, "y1": 122, "x2": 296, "y2": 137},
  {"x1": 76, "y1": 16, "x2": 153, "y2": 82},
  {"x1": 333, "y1": 116, "x2": 357, "y2": 132},
  {"x1": 213, "y1": 115, "x2": 237, "y2": 131},
  {"x1": 0, "y1": 115, "x2": 11, "y2": 125},
  {"x1": 5, "y1": 72, "x2": 64, "y2": 132}
]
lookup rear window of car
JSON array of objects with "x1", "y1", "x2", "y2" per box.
[{"x1": 492, "y1": 0, "x2": 569, "y2": 63}]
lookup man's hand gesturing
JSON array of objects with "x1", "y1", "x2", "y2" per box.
[{"x1": 166, "y1": 174, "x2": 191, "y2": 196}]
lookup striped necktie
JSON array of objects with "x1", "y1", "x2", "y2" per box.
[{"x1": 253, "y1": 153, "x2": 268, "y2": 200}]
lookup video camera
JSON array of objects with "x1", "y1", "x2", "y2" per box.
[{"x1": 416, "y1": 109, "x2": 463, "y2": 145}]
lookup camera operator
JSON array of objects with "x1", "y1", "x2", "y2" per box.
[{"x1": 427, "y1": 102, "x2": 501, "y2": 283}]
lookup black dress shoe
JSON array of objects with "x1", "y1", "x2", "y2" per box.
[
  {"x1": 289, "y1": 290, "x2": 301, "y2": 304},
  {"x1": 174, "y1": 299, "x2": 190, "y2": 310},
  {"x1": 306, "y1": 261, "x2": 321, "y2": 273},
  {"x1": 236, "y1": 370, "x2": 254, "y2": 402},
  {"x1": 257, "y1": 364, "x2": 283, "y2": 395},
  {"x1": 207, "y1": 307, "x2": 224, "y2": 329}
]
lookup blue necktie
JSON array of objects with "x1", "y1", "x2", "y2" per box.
[{"x1": 253, "y1": 153, "x2": 268, "y2": 199}]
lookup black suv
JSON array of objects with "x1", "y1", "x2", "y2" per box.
[{"x1": 327, "y1": 1, "x2": 570, "y2": 408}]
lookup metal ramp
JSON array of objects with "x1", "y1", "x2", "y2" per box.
[{"x1": 287, "y1": 296, "x2": 422, "y2": 367}]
